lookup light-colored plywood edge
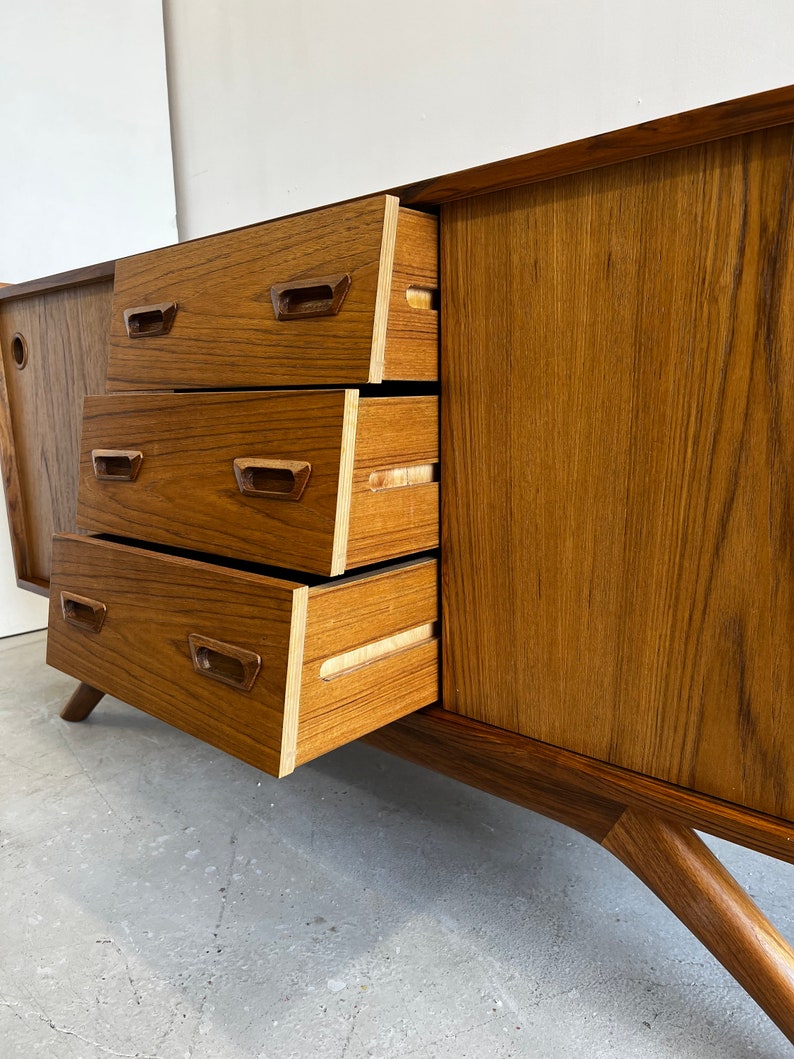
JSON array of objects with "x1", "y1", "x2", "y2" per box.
[
  {"x1": 319, "y1": 621, "x2": 438, "y2": 680},
  {"x1": 279, "y1": 584, "x2": 309, "y2": 777},
  {"x1": 368, "y1": 196, "x2": 400, "y2": 384},
  {"x1": 368, "y1": 463, "x2": 438, "y2": 490},
  {"x1": 329, "y1": 389, "x2": 360, "y2": 576},
  {"x1": 0, "y1": 340, "x2": 33, "y2": 585}
]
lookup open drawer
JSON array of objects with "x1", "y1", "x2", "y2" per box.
[
  {"x1": 106, "y1": 196, "x2": 438, "y2": 390},
  {"x1": 47, "y1": 534, "x2": 439, "y2": 777},
  {"x1": 77, "y1": 389, "x2": 438, "y2": 576}
]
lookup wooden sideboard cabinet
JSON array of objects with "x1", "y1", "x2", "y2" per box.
[{"x1": 2, "y1": 86, "x2": 794, "y2": 1046}]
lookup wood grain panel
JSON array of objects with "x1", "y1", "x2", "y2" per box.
[
  {"x1": 0, "y1": 260, "x2": 115, "y2": 303},
  {"x1": 106, "y1": 197, "x2": 437, "y2": 390},
  {"x1": 47, "y1": 534, "x2": 300, "y2": 777},
  {"x1": 0, "y1": 279, "x2": 113, "y2": 589},
  {"x1": 78, "y1": 390, "x2": 352, "y2": 574},
  {"x1": 47, "y1": 536, "x2": 439, "y2": 777},
  {"x1": 442, "y1": 123, "x2": 794, "y2": 820},
  {"x1": 77, "y1": 390, "x2": 438, "y2": 575}
]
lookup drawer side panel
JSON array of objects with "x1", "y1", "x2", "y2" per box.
[
  {"x1": 346, "y1": 396, "x2": 439, "y2": 569},
  {"x1": 296, "y1": 558, "x2": 439, "y2": 765}
]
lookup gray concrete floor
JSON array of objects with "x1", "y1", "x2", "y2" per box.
[{"x1": 1, "y1": 630, "x2": 793, "y2": 1059}]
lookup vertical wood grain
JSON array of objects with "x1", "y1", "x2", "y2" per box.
[
  {"x1": 442, "y1": 123, "x2": 794, "y2": 820},
  {"x1": 0, "y1": 280, "x2": 113, "y2": 587}
]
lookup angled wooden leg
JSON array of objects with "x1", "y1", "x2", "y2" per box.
[
  {"x1": 60, "y1": 682, "x2": 105, "y2": 722},
  {"x1": 602, "y1": 809, "x2": 794, "y2": 1043},
  {"x1": 363, "y1": 709, "x2": 794, "y2": 1043}
]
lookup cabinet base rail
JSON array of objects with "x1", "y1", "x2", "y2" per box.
[
  {"x1": 364, "y1": 708, "x2": 794, "y2": 1045},
  {"x1": 61, "y1": 687, "x2": 794, "y2": 1042}
]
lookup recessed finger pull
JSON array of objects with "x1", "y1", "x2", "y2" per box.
[
  {"x1": 123, "y1": 301, "x2": 178, "y2": 338},
  {"x1": 60, "y1": 592, "x2": 107, "y2": 633},
  {"x1": 270, "y1": 273, "x2": 351, "y2": 320},
  {"x1": 233, "y1": 458, "x2": 312, "y2": 501},
  {"x1": 188, "y1": 634, "x2": 262, "y2": 692},
  {"x1": 91, "y1": 449, "x2": 144, "y2": 481}
]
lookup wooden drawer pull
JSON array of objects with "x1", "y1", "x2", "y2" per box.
[
  {"x1": 188, "y1": 634, "x2": 261, "y2": 692},
  {"x1": 123, "y1": 301, "x2": 178, "y2": 338},
  {"x1": 91, "y1": 449, "x2": 144, "y2": 481},
  {"x1": 61, "y1": 592, "x2": 107, "y2": 633},
  {"x1": 233, "y1": 458, "x2": 312, "y2": 501},
  {"x1": 270, "y1": 273, "x2": 351, "y2": 320}
]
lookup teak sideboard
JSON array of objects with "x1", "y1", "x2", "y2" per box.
[{"x1": 2, "y1": 85, "x2": 794, "y2": 1045}]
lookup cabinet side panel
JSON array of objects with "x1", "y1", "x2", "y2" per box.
[
  {"x1": 0, "y1": 280, "x2": 113, "y2": 587},
  {"x1": 441, "y1": 124, "x2": 794, "y2": 820}
]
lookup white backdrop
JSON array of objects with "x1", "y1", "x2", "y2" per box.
[
  {"x1": 162, "y1": 0, "x2": 794, "y2": 239},
  {"x1": 0, "y1": 0, "x2": 177, "y2": 635}
]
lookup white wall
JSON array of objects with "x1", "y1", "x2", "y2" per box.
[
  {"x1": 0, "y1": 0, "x2": 177, "y2": 283},
  {"x1": 163, "y1": 0, "x2": 794, "y2": 240},
  {"x1": 0, "y1": 0, "x2": 177, "y2": 635}
]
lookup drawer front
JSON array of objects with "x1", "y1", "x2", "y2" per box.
[
  {"x1": 77, "y1": 391, "x2": 438, "y2": 575},
  {"x1": 47, "y1": 534, "x2": 439, "y2": 777},
  {"x1": 106, "y1": 196, "x2": 438, "y2": 390}
]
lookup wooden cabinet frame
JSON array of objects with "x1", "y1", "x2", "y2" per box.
[{"x1": 5, "y1": 83, "x2": 794, "y2": 1044}]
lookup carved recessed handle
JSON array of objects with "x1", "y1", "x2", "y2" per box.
[
  {"x1": 188, "y1": 634, "x2": 261, "y2": 692},
  {"x1": 123, "y1": 301, "x2": 178, "y2": 338},
  {"x1": 91, "y1": 449, "x2": 144, "y2": 481},
  {"x1": 270, "y1": 273, "x2": 351, "y2": 320},
  {"x1": 233, "y1": 458, "x2": 312, "y2": 501},
  {"x1": 61, "y1": 592, "x2": 107, "y2": 633}
]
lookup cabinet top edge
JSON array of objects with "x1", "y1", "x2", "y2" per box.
[
  {"x1": 5, "y1": 86, "x2": 794, "y2": 292},
  {"x1": 394, "y1": 83, "x2": 794, "y2": 207},
  {"x1": 0, "y1": 260, "x2": 116, "y2": 303}
]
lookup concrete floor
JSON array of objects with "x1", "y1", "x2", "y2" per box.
[{"x1": 1, "y1": 631, "x2": 792, "y2": 1059}]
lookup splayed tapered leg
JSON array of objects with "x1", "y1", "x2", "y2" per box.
[{"x1": 60, "y1": 682, "x2": 104, "y2": 722}]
